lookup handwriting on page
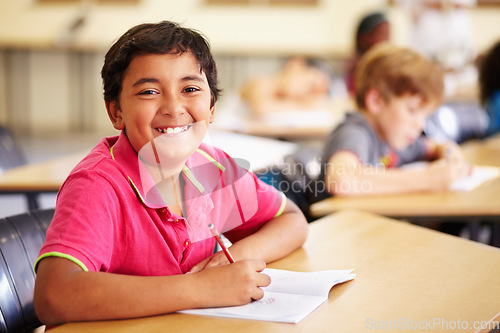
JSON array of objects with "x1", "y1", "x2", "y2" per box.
[{"x1": 179, "y1": 268, "x2": 355, "y2": 324}]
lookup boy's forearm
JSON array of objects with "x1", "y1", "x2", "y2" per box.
[
  {"x1": 35, "y1": 259, "x2": 203, "y2": 324},
  {"x1": 325, "y1": 151, "x2": 450, "y2": 196},
  {"x1": 35, "y1": 257, "x2": 271, "y2": 325},
  {"x1": 228, "y1": 201, "x2": 308, "y2": 263},
  {"x1": 328, "y1": 166, "x2": 441, "y2": 196}
]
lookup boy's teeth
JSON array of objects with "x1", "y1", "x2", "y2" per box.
[{"x1": 158, "y1": 125, "x2": 190, "y2": 134}]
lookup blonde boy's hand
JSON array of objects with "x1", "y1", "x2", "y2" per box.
[
  {"x1": 435, "y1": 141, "x2": 466, "y2": 163},
  {"x1": 194, "y1": 259, "x2": 271, "y2": 307},
  {"x1": 428, "y1": 155, "x2": 471, "y2": 191}
]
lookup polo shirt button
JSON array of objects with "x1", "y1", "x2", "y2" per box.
[
  {"x1": 157, "y1": 208, "x2": 168, "y2": 218},
  {"x1": 184, "y1": 240, "x2": 190, "y2": 247}
]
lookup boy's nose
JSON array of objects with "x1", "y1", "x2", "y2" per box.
[{"x1": 160, "y1": 95, "x2": 185, "y2": 117}]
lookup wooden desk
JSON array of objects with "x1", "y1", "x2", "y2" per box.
[
  {"x1": 461, "y1": 134, "x2": 500, "y2": 164},
  {"x1": 50, "y1": 210, "x2": 500, "y2": 333},
  {"x1": 214, "y1": 98, "x2": 352, "y2": 141},
  {"x1": 310, "y1": 178, "x2": 500, "y2": 220},
  {"x1": 221, "y1": 120, "x2": 334, "y2": 140},
  {"x1": 0, "y1": 151, "x2": 87, "y2": 193},
  {"x1": 0, "y1": 150, "x2": 87, "y2": 209},
  {"x1": 204, "y1": 129, "x2": 297, "y2": 171},
  {"x1": 310, "y1": 134, "x2": 500, "y2": 220}
]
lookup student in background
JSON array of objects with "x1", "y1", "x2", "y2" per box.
[
  {"x1": 317, "y1": 43, "x2": 470, "y2": 199},
  {"x1": 478, "y1": 39, "x2": 500, "y2": 137},
  {"x1": 396, "y1": 0, "x2": 477, "y2": 98},
  {"x1": 345, "y1": 11, "x2": 390, "y2": 96},
  {"x1": 33, "y1": 21, "x2": 307, "y2": 325},
  {"x1": 239, "y1": 56, "x2": 341, "y2": 115}
]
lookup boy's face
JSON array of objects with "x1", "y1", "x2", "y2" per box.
[
  {"x1": 371, "y1": 93, "x2": 436, "y2": 151},
  {"x1": 106, "y1": 52, "x2": 214, "y2": 158}
]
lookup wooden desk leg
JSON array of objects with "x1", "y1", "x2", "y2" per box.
[
  {"x1": 468, "y1": 219, "x2": 481, "y2": 242},
  {"x1": 493, "y1": 222, "x2": 500, "y2": 248},
  {"x1": 26, "y1": 193, "x2": 40, "y2": 210}
]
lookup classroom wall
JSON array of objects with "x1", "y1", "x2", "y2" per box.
[
  {"x1": 0, "y1": 0, "x2": 499, "y2": 135},
  {"x1": 0, "y1": 0, "x2": 389, "y2": 54}
]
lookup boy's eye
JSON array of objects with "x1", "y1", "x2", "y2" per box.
[
  {"x1": 184, "y1": 87, "x2": 200, "y2": 93},
  {"x1": 138, "y1": 90, "x2": 158, "y2": 95}
]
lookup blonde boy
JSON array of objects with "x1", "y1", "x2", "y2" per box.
[{"x1": 319, "y1": 43, "x2": 470, "y2": 197}]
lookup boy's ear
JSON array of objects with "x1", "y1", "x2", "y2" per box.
[
  {"x1": 365, "y1": 88, "x2": 384, "y2": 115},
  {"x1": 209, "y1": 105, "x2": 215, "y2": 124},
  {"x1": 106, "y1": 101, "x2": 125, "y2": 130}
]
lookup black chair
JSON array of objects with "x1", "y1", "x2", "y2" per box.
[
  {"x1": 424, "y1": 101, "x2": 489, "y2": 144},
  {"x1": 256, "y1": 145, "x2": 322, "y2": 222},
  {"x1": 0, "y1": 125, "x2": 27, "y2": 172},
  {"x1": 0, "y1": 125, "x2": 42, "y2": 210},
  {"x1": 0, "y1": 209, "x2": 54, "y2": 333}
]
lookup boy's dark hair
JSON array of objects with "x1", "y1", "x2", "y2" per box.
[
  {"x1": 356, "y1": 11, "x2": 388, "y2": 54},
  {"x1": 478, "y1": 40, "x2": 500, "y2": 106},
  {"x1": 101, "y1": 21, "x2": 221, "y2": 108}
]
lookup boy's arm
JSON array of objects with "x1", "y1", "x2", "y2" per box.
[
  {"x1": 34, "y1": 256, "x2": 270, "y2": 325},
  {"x1": 325, "y1": 150, "x2": 470, "y2": 196},
  {"x1": 424, "y1": 138, "x2": 467, "y2": 164},
  {"x1": 227, "y1": 199, "x2": 308, "y2": 262},
  {"x1": 188, "y1": 199, "x2": 308, "y2": 272}
]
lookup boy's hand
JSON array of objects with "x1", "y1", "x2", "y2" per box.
[
  {"x1": 428, "y1": 155, "x2": 471, "y2": 191},
  {"x1": 188, "y1": 250, "x2": 235, "y2": 274},
  {"x1": 194, "y1": 259, "x2": 271, "y2": 307},
  {"x1": 436, "y1": 141, "x2": 465, "y2": 163},
  {"x1": 425, "y1": 141, "x2": 470, "y2": 191}
]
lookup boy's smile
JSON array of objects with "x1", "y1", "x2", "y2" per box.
[
  {"x1": 106, "y1": 52, "x2": 214, "y2": 159},
  {"x1": 155, "y1": 124, "x2": 192, "y2": 135}
]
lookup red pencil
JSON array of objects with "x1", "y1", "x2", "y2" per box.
[{"x1": 208, "y1": 223, "x2": 235, "y2": 263}]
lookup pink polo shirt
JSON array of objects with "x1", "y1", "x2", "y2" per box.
[{"x1": 36, "y1": 132, "x2": 286, "y2": 275}]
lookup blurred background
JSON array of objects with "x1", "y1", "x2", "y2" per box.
[
  {"x1": 1, "y1": 0, "x2": 499, "y2": 137},
  {"x1": 0, "y1": 0, "x2": 499, "y2": 216}
]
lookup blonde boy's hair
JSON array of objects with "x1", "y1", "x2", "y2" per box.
[{"x1": 355, "y1": 43, "x2": 444, "y2": 110}]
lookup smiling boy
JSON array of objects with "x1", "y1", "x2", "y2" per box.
[
  {"x1": 33, "y1": 21, "x2": 307, "y2": 324},
  {"x1": 317, "y1": 43, "x2": 470, "y2": 198}
]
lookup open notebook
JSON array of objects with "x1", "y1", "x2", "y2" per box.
[
  {"x1": 402, "y1": 163, "x2": 500, "y2": 191},
  {"x1": 450, "y1": 165, "x2": 500, "y2": 191},
  {"x1": 179, "y1": 268, "x2": 355, "y2": 324}
]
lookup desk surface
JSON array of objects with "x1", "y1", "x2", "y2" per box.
[
  {"x1": 0, "y1": 130, "x2": 297, "y2": 193},
  {"x1": 311, "y1": 134, "x2": 500, "y2": 219},
  {"x1": 50, "y1": 210, "x2": 500, "y2": 333},
  {"x1": 204, "y1": 129, "x2": 297, "y2": 171},
  {"x1": 214, "y1": 98, "x2": 352, "y2": 141},
  {"x1": 0, "y1": 150, "x2": 88, "y2": 192}
]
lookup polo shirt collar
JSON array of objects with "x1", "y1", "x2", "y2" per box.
[{"x1": 110, "y1": 131, "x2": 225, "y2": 210}]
